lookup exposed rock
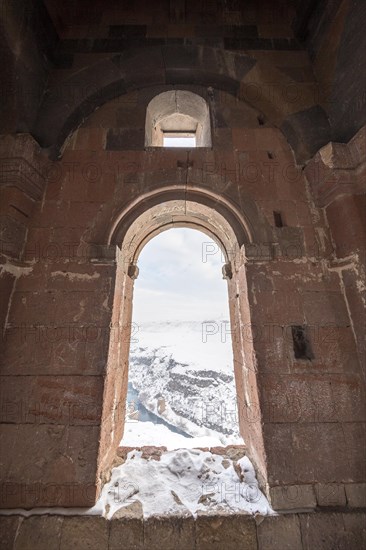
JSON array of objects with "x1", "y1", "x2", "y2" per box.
[
  {"x1": 141, "y1": 445, "x2": 167, "y2": 460},
  {"x1": 112, "y1": 499, "x2": 143, "y2": 519}
]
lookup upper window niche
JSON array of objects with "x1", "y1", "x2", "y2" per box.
[{"x1": 145, "y1": 90, "x2": 212, "y2": 148}]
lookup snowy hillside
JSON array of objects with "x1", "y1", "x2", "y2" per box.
[{"x1": 122, "y1": 320, "x2": 243, "y2": 447}]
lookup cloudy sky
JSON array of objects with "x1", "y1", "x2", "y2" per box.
[{"x1": 132, "y1": 228, "x2": 230, "y2": 323}]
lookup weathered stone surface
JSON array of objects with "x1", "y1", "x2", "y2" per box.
[
  {"x1": 14, "y1": 515, "x2": 63, "y2": 550},
  {"x1": 144, "y1": 515, "x2": 195, "y2": 550},
  {"x1": 345, "y1": 483, "x2": 366, "y2": 508},
  {"x1": 315, "y1": 483, "x2": 347, "y2": 507},
  {"x1": 140, "y1": 446, "x2": 167, "y2": 461},
  {"x1": 257, "y1": 515, "x2": 302, "y2": 550},
  {"x1": 109, "y1": 516, "x2": 143, "y2": 550},
  {"x1": 299, "y1": 512, "x2": 357, "y2": 550},
  {"x1": 112, "y1": 501, "x2": 143, "y2": 520},
  {"x1": 1, "y1": 511, "x2": 365, "y2": 549},
  {"x1": 60, "y1": 517, "x2": 109, "y2": 550},
  {"x1": 116, "y1": 446, "x2": 139, "y2": 461},
  {"x1": 269, "y1": 485, "x2": 317, "y2": 511},
  {"x1": 195, "y1": 513, "x2": 257, "y2": 550},
  {"x1": 341, "y1": 512, "x2": 366, "y2": 547},
  {"x1": 281, "y1": 105, "x2": 331, "y2": 163},
  {"x1": 209, "y1": 445, "x2": 246, "y2": 461},
  {"x1": 0, "y1": 516, "x2": 20, "y2": 550},
  {"x1": 106, "y1": 129, "x2": 145, "y2": 151}
]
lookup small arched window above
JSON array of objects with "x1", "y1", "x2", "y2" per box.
[{"x1": 145, "y1": 90, "x2": 212, "y2": 148}]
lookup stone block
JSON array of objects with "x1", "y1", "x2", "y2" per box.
[
  {"x1": 342, "y1": 512, "x2": 366, "y2": 547},
  {"x1": 257, "y1": 514, "x2": 302, "y2": 549},
  {"x1": 213, "y1": 128, "x2": 233, "y2": 151},
  {"x1": 0, "y1": 424, "x2": 99, "y2": 507},
  {"x1": 7, "y1": 290, "x2": 59, "y2": 325},
  {"x1": 0, "y1": 214, "x2": 27, "y2": 259},
  {"x1": 345, "y1": 483, "x2": 366, "y2": 508},
  {"x1": 269, "y1": 484, "x2": 316, "y2": 511},
  {"x1": 315, "y1": 484, "x2": 347, "y2": 507},
  {"x1": 342, "y1": 424, "x2": 366, "y2": 483},
  {"x1": 0, "y1": 269, "x2": 15, "y2": 332},
  {"x1": 0, "y1": 375, "x2": 103, "y2": 426},
  {"x1": 195, "y1": 512, "x2": 257, "y2": 550},
  {"x1": 14, "y1": 515, "x2": 63, "y2": 550},
  {"x1": 0, "y1": 187, "x2": 34, "y2": 220},
  {"x1": 116, "y1": 47, "x2": 165, "y2": 89},
  {"x1": 60, "y1": 516, "x2": 109, "y2": 550},
  {"x1": 74, "y1": 128, "x2": 106, "y2": 151},
  {"x1": 292, "y1": 326, "x2": 360, "y2": 374},
  {"x1": 144, "y1": 515, "x2": 195, "y2": 550},
  {"x1": 106, "y1": 129, "x2": 144, "y2": 151},
  {"x1": 249, "y1": 288, "x2": 304, "y2": 326},
  {"x1": 232, "y1": 128, "x2": 258, "y2": 152},
  {"x1": 281, "y1": 105, "x2": 331, "y2": 164},
  {"x1": 302, "y1": 291, "x2": 350, "y2": 326},
  {"x1": 269, "y1": 370, "x2": 364, "y2": 424},
  {"x1": 109, "y1": 515, "x2": 143, "y2": 550},
  {"x1": 267, "y1": 422, "x2": 356, "y2": 485},
  {"x1": 299, "y1": 511, "x2": 359, "y2": 550},
  {"x1": 0, "y1": 516, "x2": 20, "y2": 550}
]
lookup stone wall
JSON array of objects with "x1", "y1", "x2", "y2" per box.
[
  {"x1": 0, "y1": 0, "x2": 58, "y2": 133},
  {"x1": 293, "y1": 0, "x2": 366, "y2": 142},
  {"x1": 0, "y1": 0, "x2": 365, "y2": 527}
]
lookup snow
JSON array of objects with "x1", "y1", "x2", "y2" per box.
[
  {"x1": 95, "y1": 448, "x2": 274, "y2": 518},
  {"x1": 122, "y1": 420, "x2": 228, "y2": 449},
  {"x1": 124, "y1": 320, "x2": 243, "y2": 447},
  {"x1": 132, "y1": 320, "x2": 233, "y2": 373},
  {"x1": 0, "y1": 449, "x2": 274, "y2": 519}
]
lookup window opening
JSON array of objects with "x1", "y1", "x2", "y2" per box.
[
  {"x1": 273, "y1": 211, "x2": 285, "y2": 228},
  {"x1": 145, "y1": 90, "x2": 212, "y2": 147},
  {"x1": 121, "y1": 228, "x2": 242, "y2": 449},
  {"x1": 163, "y1": 132, "x2": 196, "y2": 148},
  {"x1": 292, "y1": 325, "x2": 314, "y2": 360}
]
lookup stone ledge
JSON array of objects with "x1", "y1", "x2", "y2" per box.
[
  {"x1": 305, "y1": 125, "x2": 366, "y2": 207},
  {"x1": 1, "y1": 511, "x2": 365, "y2": 550},
  {"x1": 269, "y1": 484, "x2": 317, "y2": 511},
  {"x1": 345, "y1": 483, "x2": 366, "y2": 508},
  {"x1": 116, "y1": 444, "x2": 247, "y2": 463}
]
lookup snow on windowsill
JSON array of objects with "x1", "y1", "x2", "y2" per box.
[{"x1": 0, "y1": 448, "x2": 274, "y2": 520}]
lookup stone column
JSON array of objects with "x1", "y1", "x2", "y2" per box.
[{"x1": 305, "y1": 125, "x2": 366, "y2": 382}]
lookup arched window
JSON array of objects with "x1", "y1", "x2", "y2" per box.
[{"x1": 145, "y1": 90, "x2": 212, "y2": 147}]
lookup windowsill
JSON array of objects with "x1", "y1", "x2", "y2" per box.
[{"x1": 144, "y1": 146, "x2": 213, "y2": 151}]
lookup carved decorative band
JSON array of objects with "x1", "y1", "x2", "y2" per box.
[{"x1": 0, "y1": 156, "x2": 46, "y2": 201}]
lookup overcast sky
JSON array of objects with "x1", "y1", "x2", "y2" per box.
[{"x1": 132, "y1": 228, "x2": 230, "y2": 323}]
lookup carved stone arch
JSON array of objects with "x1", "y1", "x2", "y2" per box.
[
  {"x1": 96, "y1": 182, "x2": 271, "y2": 492},
  {"x1": 85, "y1": 168, "x2": 274, "y2": 251}
]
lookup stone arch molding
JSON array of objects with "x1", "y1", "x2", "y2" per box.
[
  {"x1": 105, "y1": 180, "x2": 273, "y2": 255},
  {"x1": 113, "y1": 196, "x2": 242, "y2": 278},
  {"x1": 33, "y1": 45, "x2": 330, "y2": 162},
  {"x1": 98, "y1": 188, "x2": 267, "y2": 486},
  {"x1": 121, "y1": 201, "x2": 236, "y2": 267}
]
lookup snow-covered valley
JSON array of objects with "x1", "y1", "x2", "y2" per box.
[{"x1": 121, "y1": 320, "x2": 243, "y2": 448}]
